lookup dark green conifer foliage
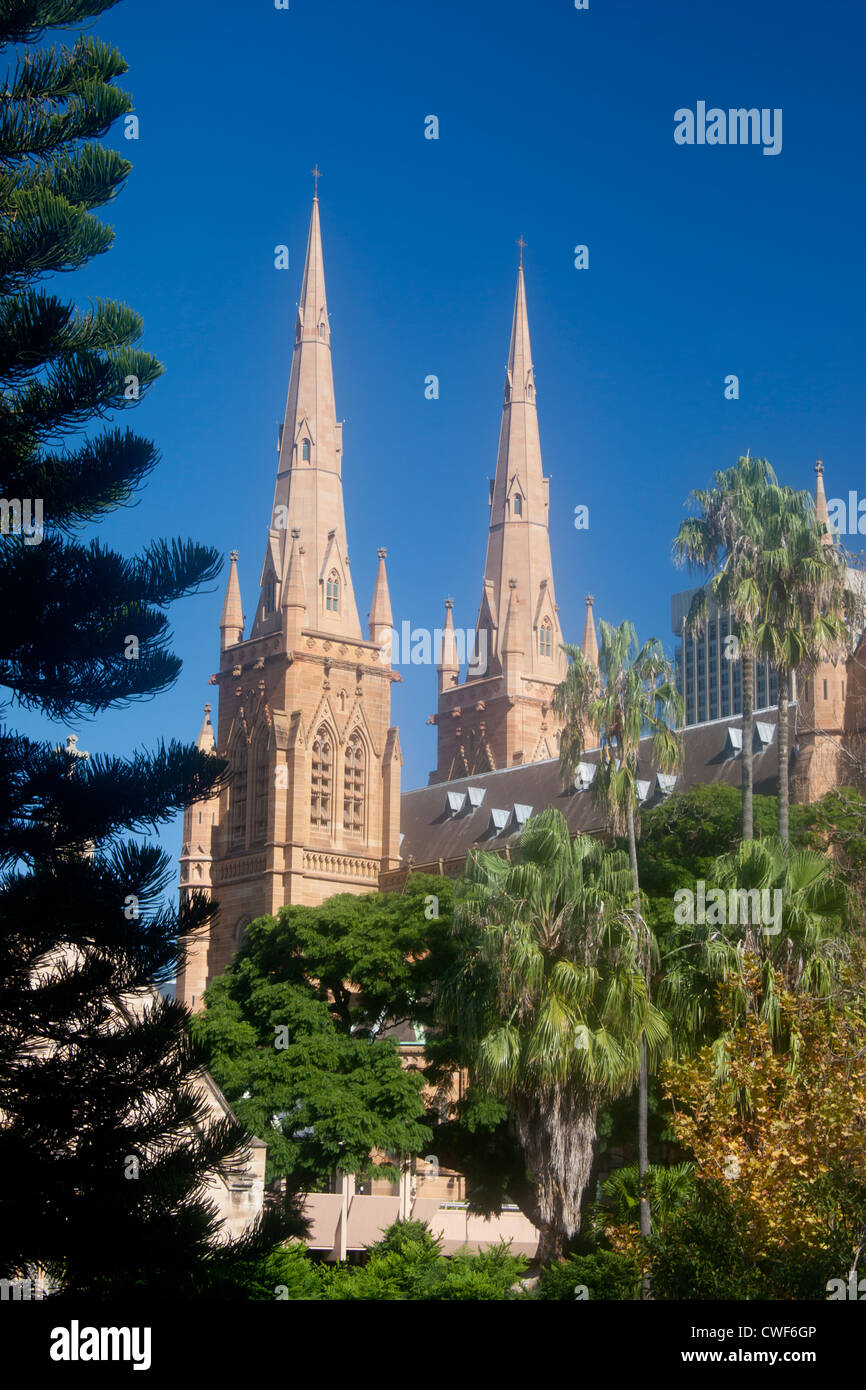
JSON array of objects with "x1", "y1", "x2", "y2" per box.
[{"x1": 0, "y1": 1, "x2": 291, "y2": 1297}]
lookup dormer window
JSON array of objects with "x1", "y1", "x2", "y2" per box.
[
  {"x1": 319, "y1": 323, "x2": 326, "y2": 339},
  {"x1": 263, "y1": 577, "x2": 276, "y2": 615},
  {"x1": 302, "y1": 439, "x2": 311, "y2": 461},
  {"x1": 539, "y1": 620, "x2": 552, "y2": 659},
  {"x1": 326, "y1": 573, "x2": 340, "y2": 612},
  {"x1": 513, "y1": 495, "x2": 523, "y2": 517}
]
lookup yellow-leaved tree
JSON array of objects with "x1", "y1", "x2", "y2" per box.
[{"x1": 663, "y1": 966, "x2": 866, "y2": 1273}]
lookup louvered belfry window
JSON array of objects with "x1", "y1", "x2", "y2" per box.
[
  {"x1": 311, "y1": 729, "x2": 332, "y2": 828},
  {"x1": 230, "y1": 741, "x2": 248, "y2": 847},
  {"x1": 343, "y1": 734, "x2": 365, "y2": 833},
  {"x1": 253, "y1": 733, "x2": 268, "y2": 841}
]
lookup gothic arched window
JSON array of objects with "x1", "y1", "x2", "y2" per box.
[
  {"x1": 539, "y1": 620, "x2": 552, "y2": 659},
  {"x1": 229, "y1": 739, "x2": 248, "y2": 848},
  {"x1": 513, "y1": 495, "x2": 523, "y2": 517},
  {"x1": 263, "y1": 576, "x2": 276, "y2": 615},
  {"x1": 311, "y1": 727, "x2": 332, "y2": 829},
  {"x1": 343, "y1": 733, "x2": 365, "y2": 834},
  {"x1": 302, "y1": 439, "x2": 311, "y2": 461},
  {"x1": 326, "y1": 572, "x2": 340, "y2": 613}
]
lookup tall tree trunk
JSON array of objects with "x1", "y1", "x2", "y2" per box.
[
  {"x1": 741, "y1": 650, "x2": 755, "y2": 840},
  {"x1": 626, "y1": 800, "x2": 651, "y2": 1251},
  {"x1": 777, "y1": 669, "x2": 790, "y2": 845},
  {"x1": 534, "y1": 1218, "x2": 566, "y2": 1265},
  {"x1": 514, "y1": 1090, "x2": 598, "y2": 1265}
]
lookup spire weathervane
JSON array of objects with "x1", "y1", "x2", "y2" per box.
[
  {"x1": 311, "y1": 164, "x2": 322, "y2": 198},
  {"x1": 516, "y1": 235, "x2": 527, "y2": 267}
]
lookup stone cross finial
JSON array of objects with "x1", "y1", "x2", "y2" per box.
[
  {"x1": 311, "y1": 164, "x2": 322, "y2": 197},
  {"x1": 516, "y1": 235, "x2": 527, "y2": 266}
]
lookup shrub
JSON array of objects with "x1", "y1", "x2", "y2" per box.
[
  {"x1": 206, "y1": 1242, "x2": 323, "y2": 1300},
  {"x1": 320, "y1": 1219, "x2": 527, "y2": 1301},
  {"x1": 534, "y1": 1250, "x2": 641, "y2": 1301}
]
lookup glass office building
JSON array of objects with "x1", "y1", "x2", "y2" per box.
[{"x1": 672, "y1": 586, "x2": 779, "y2": 727}]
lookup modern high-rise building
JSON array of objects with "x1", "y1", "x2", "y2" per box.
[{"x1": 671, "y1": 587, "x2": 779, "y2": 727}]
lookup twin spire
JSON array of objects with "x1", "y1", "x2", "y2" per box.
[
  {"x1": 219, "y1": 183, "x2": 392, "y2": 657},
  {"x1": 437, "y1": 251, "x2": 572, "y2": 685},
  {"x1": 217, "y1": 193, "x2": 593, "y2": 722}
]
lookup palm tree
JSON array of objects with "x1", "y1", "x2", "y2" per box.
[
  {"x1": 600, "y1": 1160, "x2": 695, "y2": 1235},
  {"x1": 660, "y1": 836, "x2": 848, "y2": 1068},
  {"x1": 751, "y1": 482, "x2": 855, "y2": 843},
  {"x1": 555, "y1": 620, "x2": 682, "y2": 1243},
  {"x1": 673, "y1": 456, "x2": 777, "y2": 841},
  {"x1": 440, "y1": 810, "x2": 667, "y2": 1263}
]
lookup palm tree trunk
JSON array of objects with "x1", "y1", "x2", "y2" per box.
[
  {"x1": 515, "y1": 1090, "x2": 598, "y2": 1265},
  {"x1": 741, "y1": 650, "x2": 755, "y2": 840},
  {"x1": 626, "y1": 800, "x2": 651, "y2": 1248},
  {"x1": 534, "y1": 1218, "x2": 566, "y2": 1265},
  {"x1": 777, "y1": 669, "x2": 790, "y2": 845}
]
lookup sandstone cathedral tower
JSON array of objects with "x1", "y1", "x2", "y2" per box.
[
  {"x1": 177, "y1": 191, "x2": 402, "y2": 1010},
  {"x1": 428, "y1": 251, "x2": 589, "y2": 784}
]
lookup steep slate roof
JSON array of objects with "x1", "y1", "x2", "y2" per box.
[{"x1": 395, "y1": 706, "x2": 789, "y2": 876}]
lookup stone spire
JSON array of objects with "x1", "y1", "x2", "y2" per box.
[
  {"x1": 368, "y1": 547, "x2": 393, "y2": 657},
  {"x1": 502, "y1": 579, "x2": 524, "y2": 656},
  {"x1": 219, "y1": 550, "x2": 244, "y2": 650},
  {"x1": 180, "y1": 182, "x2": 401, "y2": 1008},
  {"x1": 253, "y1": 191, "x2": 361, "y2": 641},
  {"x1": 437, "y1": 598, "x2": 459, "y2": 693},
  {"x1": 814, "y1": 459, "x2": 832, "y2": 544},
  {"x1": 429, "y1": 252, "x2": 571, "y2": 785},
  {"x1": 477, "y1": 259, "x2": 565, "y2": 679},
  {"x1": 196, "y1": 702, "x2": 216, "y2": 753},
  {"x1": 281, "y1": 527, "x2": 307, "y2": 643},
  {"x1": 581, "y1": 595, "x2": 599, "y2": 664}
]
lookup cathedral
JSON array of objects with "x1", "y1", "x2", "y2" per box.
[{"x1": 177, "y1": 189, "x2": 866, "y2": 1012}]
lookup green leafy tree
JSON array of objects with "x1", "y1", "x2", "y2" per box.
[
  {"x1": 191, "y1": 879, "x2": 454, "y2": 1191},
  {"x1": 0, "y1": 2, "x2": 287, "y2": 1296},
  {"x1": 439, "y1": 809, "x2": 667, "y2": 1263},
  {"x1": 792, "y1": 788, "x2": 866, "y2": 919}
]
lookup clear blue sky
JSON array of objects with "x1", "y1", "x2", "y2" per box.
[{"x1": 14, "y1": 0, "x2": 866, "y2": 881}]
